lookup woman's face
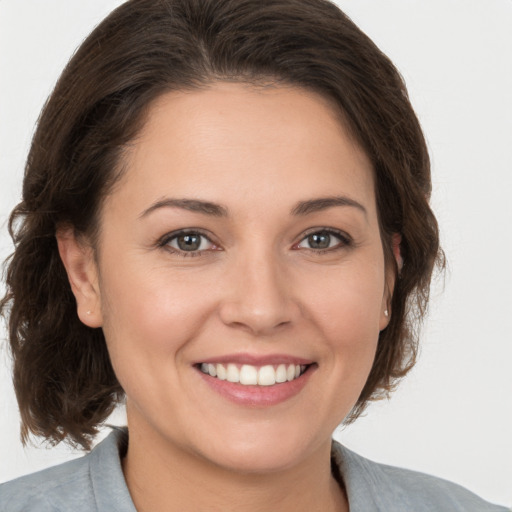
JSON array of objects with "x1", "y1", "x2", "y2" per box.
[{"x1": 82, "y1": 83, "x2": 392, "y2": 472}]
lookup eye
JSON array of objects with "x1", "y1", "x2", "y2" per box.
[
  {"x1": 296, "y1": 229, "x2": 351, "y2": 251},
  {"x1": 159, "y1": 230, "x2": 217, "y2": 256}
]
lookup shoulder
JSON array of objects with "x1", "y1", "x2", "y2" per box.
[
  {"x1": 0, "y1": 452, "x2": 94, "y2": 512},
  {"x1": 0, "y1": 427, "x2": 134, "y2": 512},
  {"x1": 332, "y1": 441, "x2": 510, "y2": 512}
]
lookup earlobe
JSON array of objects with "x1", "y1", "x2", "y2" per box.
[
  {"x1": 380, "y1": 233, "x2": 402, "y2": 331},
  {"x1": 392, "y1": 233, "x2": 403, "y2": 274},
  {"x1": 379, "y1": 298, "x2": 391, "y2": 331},
  {"x1": 379, "y1": 260, "x2": 397, "y2": 329},
  {"x1": 56, "y1": 226, "x2": 103, "y2": 328}
]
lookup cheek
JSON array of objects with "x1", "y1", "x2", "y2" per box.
[
  {"x1": 99, "y1": 264, "x2": 215, "y2": 365},
  {"x1": 302, "y1": 264, "x2": 384, "y2": 384},
  {"x1": 304, "y1": 264, "x2": 385, "y2": 336}
]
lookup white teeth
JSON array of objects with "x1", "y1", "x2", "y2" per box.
[
  {"x1": 258, "y1": 365, "x2": 276, "y2": 386},
  {"x1": 226, "y1": 363, "x2": 239, "y2": 383},
  {"x1": 216, "y1": 363, "x2": 227, "y2": 380},
  {"x1": 276, "y1": 364, "x2": 287, "y2": 383},
  {"x1": 200, "y1": 362, "x2": 308, "y2": 386},
  {"x1": 239, "y1": 365, "x2": 258, "y2": 385}
]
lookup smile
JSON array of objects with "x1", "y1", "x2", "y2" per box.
[{"x1": 199, "y1": 363, "x2": 308, "y2": 386}]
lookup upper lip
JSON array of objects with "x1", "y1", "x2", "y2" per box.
[{"x1": 196, "y1": 353, "x2": 315, "y2": 366}]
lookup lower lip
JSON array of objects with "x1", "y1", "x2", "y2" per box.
[{"x1": 196, "y1": 366, "x2": 315, "y2": 407}]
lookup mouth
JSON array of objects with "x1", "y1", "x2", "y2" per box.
[
  {"x1": 194, "y1": 356, "x2": 317, "y2": 406},
  {"x1": 197, "y1": 362, "x2": 311, "y2": 386}
]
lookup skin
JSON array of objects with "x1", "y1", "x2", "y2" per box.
[{"x1": 58, "y1": 82, "x2": 393, "y2": 512}]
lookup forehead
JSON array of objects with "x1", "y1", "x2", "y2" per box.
[{"x1": 112, "y1": 82, "x2": 376, "y2": 218}]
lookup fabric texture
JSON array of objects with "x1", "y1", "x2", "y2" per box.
[{"x1": 1, "y1": 427, "x2": 509, "y2": 511}]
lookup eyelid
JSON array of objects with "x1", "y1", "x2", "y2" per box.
[
  {"x1": 294, "y1": 227, "x2": 353, "y2": 251},
  {"x1": 157, "y1": 228, "x2": 220, "y2": 256},
  {"x1": 157, "y1": 227, "x2": 352, "y2": 257}
]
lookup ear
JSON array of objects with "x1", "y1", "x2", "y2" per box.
[
  {"x1": 379, "y1": 288, "x2": 392, "y2": 331},
  {"x1": 392, "y1": 233, "x2": 403, "y2": 273},
  {"x1": 56, "y1": 226, "x2": 103, "y2": 328},
  {"x1": 379, "y1": 233, "x2": 402, "y2": 331}
]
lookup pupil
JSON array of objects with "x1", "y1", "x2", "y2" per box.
[
  {"x1": 178, "y1": 234, "x2": 201, "y2": 251},
  {"x1": 309, "y1": 233, "x2": 330, "y2": 249}
]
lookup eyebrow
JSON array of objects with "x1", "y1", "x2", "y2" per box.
[
  {"x1": 139, "y1": 195, "x2": 367, "y2": 219},
  {"x1": 139, "y1": 198, "x2": 229, "y2": 218},
  {"x1": 291, "y1": 196, "x2": 367, "y2": 217}
]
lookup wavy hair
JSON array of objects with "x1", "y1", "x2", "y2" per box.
[{"x1": 1, "y1": 0, "x2": 443, "y2": 449}]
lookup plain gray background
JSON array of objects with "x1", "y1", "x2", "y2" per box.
[{"x1": 1, "y1": 0, "x2": 511, "y2": 507}]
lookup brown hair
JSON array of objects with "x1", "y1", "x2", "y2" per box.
[{"x1": 1, "y1": 0, "x2": 443, "y2": 449}]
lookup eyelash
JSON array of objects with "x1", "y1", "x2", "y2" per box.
[
  {"x1": 294, "y1": 228, "x2": 353, "y2": 254},
  {"x1": 157, "y1": 228, "x2": 352, "y2": 258},
  {"x1": 157, "y1": 229, "x2": 216, "y2": 258}
]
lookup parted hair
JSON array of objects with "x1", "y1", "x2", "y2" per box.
[{"x1": 1, "y1": 0, "x2": 443, "y2": 449}]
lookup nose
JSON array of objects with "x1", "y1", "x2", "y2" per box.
[{"x1": 218, "y1": 247, "x2": 301, "y2": 336}]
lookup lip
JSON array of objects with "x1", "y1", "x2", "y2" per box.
[
  {"x1": 196, "y1": 353, "x2": 314, "y2": 366},
  {"x1": 195, "y1": 360, "x2": 317, "y2": 407}
]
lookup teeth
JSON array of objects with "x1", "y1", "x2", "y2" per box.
[
  {"x1": 276, "y1": 364, "x2": 287, "y2": 383},
  {"x1": 199, "y1": 362, "x2": 308, "y2": 386},
  {"x1": 216, "y1": 363, "x2": 227, "y2": 380},
  {"x1": 239, "y1": 365, "x2": 258, "y2": 385},
  {"x1": 258, "y1": 365, "x2": 276, "y2": 386},
  {"x1": 226, "y1": 363, "x2": 239, "y2": 383}
]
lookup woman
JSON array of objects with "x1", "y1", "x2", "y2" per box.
[{"x1": 0, "y1": 0, "x2": 509, "y2": 510}]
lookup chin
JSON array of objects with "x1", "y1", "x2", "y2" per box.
[
  {"x1": 194, "y1": 424, "x2": 327, "y2": 475},
  {"x1": 206, "y1": 445, "x2": 304, "y2": 475}
]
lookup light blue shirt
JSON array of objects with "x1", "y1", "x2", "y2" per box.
[{"x1": 1, "y1": 427, "x2": 509, "y2": 511}]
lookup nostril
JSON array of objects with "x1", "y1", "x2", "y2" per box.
[{"x1": 218, "y1": 298, "x2": 299, "y2": 336}]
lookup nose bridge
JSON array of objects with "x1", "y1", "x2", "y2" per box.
[{"x1": 218, "y1": 241, "x2": 298, "y2": 335}]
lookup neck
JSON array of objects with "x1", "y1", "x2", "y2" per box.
[{"x1": 122, "y1": 421, "x2": 348, "y2": 512}]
